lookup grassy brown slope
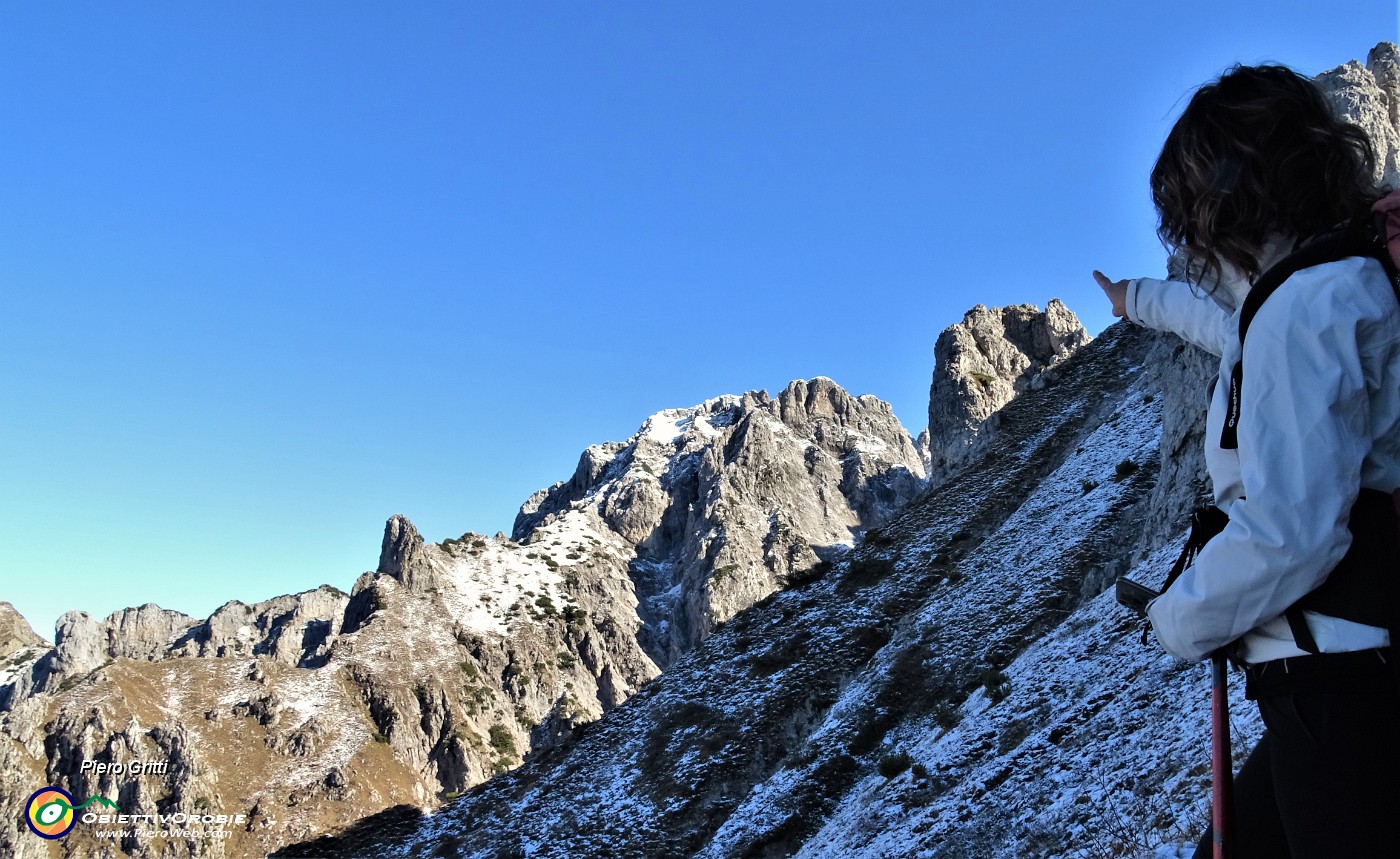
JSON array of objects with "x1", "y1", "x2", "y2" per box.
[{"x1": 32, "y1": 657, "x2": 423, "y2": 859}]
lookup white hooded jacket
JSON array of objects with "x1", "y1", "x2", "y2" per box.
[{"x1": 1126, "y1": 243, "x2": 1400, "y2": 663}]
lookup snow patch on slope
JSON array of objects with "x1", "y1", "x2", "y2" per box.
[
  {"x1": 437, "y1": 511, "x2": 624, "y2": 636},
  {"x1": 0, "y1": 648, "x2": 43, "y2": 689}
]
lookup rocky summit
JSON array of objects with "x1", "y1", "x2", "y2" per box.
[
  {"x1": 514, "y1": 376, "x2": 926, "y2": 666},
  {"x1": 4, "y1": 42, "x2": 1399, "y2": 859},
  {"x1": 924, "y1": 299, "x2": 1090, "y2": 486}
]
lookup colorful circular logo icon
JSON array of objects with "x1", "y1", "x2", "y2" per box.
[{"x1": 25, "y1": 786, "x2": 77, "y2": 839}]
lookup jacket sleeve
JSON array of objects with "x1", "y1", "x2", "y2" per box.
[
  {"x1": 1146, "y1": 270, "x2": 1372, "y2": 661},
  {"x1": 1126, "y1": 277, "x2": 1230, "y2": 356}
]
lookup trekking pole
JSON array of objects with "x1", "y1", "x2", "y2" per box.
[
  {"x1": 1118, "y1": 578, "x2": 1235, "y2": 855},
  {"x1": 1209, "y1": 650, "x2": 1235, "y2": 859}
]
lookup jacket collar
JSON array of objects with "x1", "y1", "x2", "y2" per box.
[{"x1": 1211, "y1": 234, "x2": 1297, "y2": 314}]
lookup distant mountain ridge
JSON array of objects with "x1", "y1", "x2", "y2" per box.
[{"x1": 0, "y1": 367, "x2": 942, "y2": 859}]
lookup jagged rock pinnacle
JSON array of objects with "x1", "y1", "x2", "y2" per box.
[
  {"x1": 377, "y1": 513, "x2": 434, "y2": 591},
  {"x1": 926, "y1": 298, "x2": 1090, "y2": 484},
  {"x1": 510, "y1": 379, "x2": 926, "y2": 664}
]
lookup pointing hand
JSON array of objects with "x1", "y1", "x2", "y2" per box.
[{"x1": 1093, "y1": 270, "x2": 1129, "y2": 318}]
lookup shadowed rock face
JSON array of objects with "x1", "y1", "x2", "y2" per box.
[{"x1": 926, "y1": 299, "x2": 1090, "y2": 485}]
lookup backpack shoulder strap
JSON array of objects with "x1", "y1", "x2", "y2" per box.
[
  {"x1": 1220, "y1": 225, "x2": 1391, "y2": 450},
  {"x1": 1236, "y1": 226, "x2": 1390, "y2": 345}
]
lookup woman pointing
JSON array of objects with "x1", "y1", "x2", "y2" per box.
[{"x1": 1096, "y1": 63, "x2": 1400, "y2": 857}]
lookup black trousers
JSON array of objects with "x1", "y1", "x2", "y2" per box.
[{"x1": 1193, "y1": 655, "x2": 1399, "y2": 858}]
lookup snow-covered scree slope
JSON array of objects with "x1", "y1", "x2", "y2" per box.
[
  {"x1": 291, "y1": 321, "x2": 1247, "y2": 859},
  {"x1": 785, "y1": 544, "x2": 1260, "y2": 859}
]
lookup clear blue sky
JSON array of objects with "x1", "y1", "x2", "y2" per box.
[{"x1": 2, "y1": 2, "x2": 1395, "y2": 638}]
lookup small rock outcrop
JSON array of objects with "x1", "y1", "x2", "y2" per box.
[
  {"x1": 0, "y1": 602, "x2": 45, "y2": 659},
  {"x1": 925, "y1": 299, "x2": 1090, "y2": 483}
]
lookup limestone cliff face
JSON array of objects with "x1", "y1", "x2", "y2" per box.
[
  {"x1": 925, "y1": 299, "x2": 1090, "y2": 484},
  {"x1": 515, "y1": 377, "x2": 926, "y2": 665},
  {"x1": 1317, "y1": 43, "x2": 1400, "y2": 188},
  {"x1": 105, "y1": 603, "x2": 199, "y2": 661},
  {"x1": 377, "y1": 513, "x2": 436, "y2": 592}
]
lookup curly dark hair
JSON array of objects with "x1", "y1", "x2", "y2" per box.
[{"x1": 1150, "y1": 63, "x2": 1377, "y2": 286}]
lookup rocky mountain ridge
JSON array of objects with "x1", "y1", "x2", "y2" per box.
[
  {"x1": 293, "y1": 317, "x2": 1178, "y2": 859},
  {"x1": 0, "y1": 602, "x2": 46, "y2": 661},
  {"x1": 0, "y1": 372, "x2": 936, "y2": 859}
]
